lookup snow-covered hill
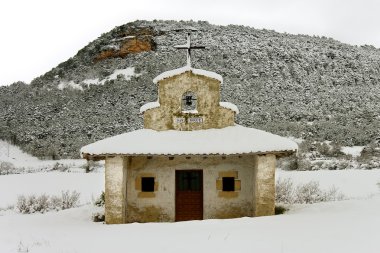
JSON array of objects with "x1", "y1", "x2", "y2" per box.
[
  {"x1": 1, "y1": 20, "x2": 380, "y2": 158},
  {"x1": 0, "y1": 140, "x2": 39, "y2": 165}
]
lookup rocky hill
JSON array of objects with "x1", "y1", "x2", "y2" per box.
[{"x1": 1, "y1": 20, "x2": 379, "y2": 158}]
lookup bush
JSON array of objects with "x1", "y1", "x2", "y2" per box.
[
  {"x1": 92, "y1": 211, "x2": 105, "y2": 222},
  {"x1": 275, "y1": 205, "x2": 288, "y2": 215},
  {"x1": 297, "y1": 158, "x2": 312, "y2": 171},
  {"x1": 92, "y1": 192, "x2": 105, "y2": 222},
  {"x1": 276, "y1": 178, "x2": 344, "y2": 204},
  {"x1": 275, "y1": 178, "x2": 294, "y2": 203},
  {"x1": 0, "y1": 161, "x2": 14, "y2": 175},
  {"x1": 277, "y1": 155, "x2": 298, "y2": 171},
  {"x1": 16, "y1": 191, "x2": 80, "y2": 214},
  {"x1": 294, "y1": 181, "x2": 324, "y2": 204},
  {"x1": 16, "y1": 194, "x2": 50, "y2": 214},
  {"x1": 61, "y1": 190, "x2": 80, "y2": 209},
  {"x1": 94, "y1": 191, "x2": 105, "y2": 207},
  {"x1": 81, "y1": 161, "x2": 104, "y2": 173},
  {"x1": 51, "y1": 162, "x2": 69, "y2": 172}
]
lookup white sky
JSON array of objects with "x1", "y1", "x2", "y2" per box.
[{"x1": 0, "y1": 0, "x2": 379, "y2": 86}]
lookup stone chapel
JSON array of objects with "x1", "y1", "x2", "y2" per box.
[{"x1": 81, "y1": 33, "x2": 297, "y2": 224}]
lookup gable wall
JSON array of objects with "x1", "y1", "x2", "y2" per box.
[{"x1": 144, "y1": 72, "x2": 235, "y2": 131}]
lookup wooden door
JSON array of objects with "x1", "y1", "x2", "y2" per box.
[{"x1": 175, "y1": 170, "x2": 203, "y2": 221}]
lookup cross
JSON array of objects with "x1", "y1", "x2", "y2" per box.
[{"x1": 174, "y1": 32, "x2": 205, "y2": 67}]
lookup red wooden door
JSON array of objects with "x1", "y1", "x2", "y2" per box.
[{"x1": 175, "y1": 170, "x2": 203, "y2": 221}]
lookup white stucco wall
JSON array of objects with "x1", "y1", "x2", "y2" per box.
[
  {"x1": 105, "y1": 154, "x2": 276, "y2": 223},
  {"x1": 123, "y1": 155, "x2": 267, "y2": 222}
]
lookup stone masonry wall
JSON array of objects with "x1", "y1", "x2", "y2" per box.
[
  {"x1": 253, "y1": 154, "x2": 276, "y2": 216},
  {"x1": 105, "y1": 156, "x2": 127, "y2": 224},
  {"x1": 125, "y1": 155, "x2": 258, "y2": 223},
  {"x1": 143, "y1": 72, "x2": 235, "y2": 131}
]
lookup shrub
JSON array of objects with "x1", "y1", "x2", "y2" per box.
[
  {"x1": 50, "y1": 195, "x2": 63, "y2": 211},
  {"x1": 294, "y1": 181, "x2": 324, "y2": 204},
  {"x1": 61, "y1": 190, "x2": 80, "y2": 209},
  {"x1": 51, "y1": 162, "x2": 69, "y2": 172},
  {"x1": 277, "y1": 155, "x2": 298, "y2": 171},
  {"x1": 16, "y1": 195, "x2": 50, "y2": 214},
  {"x1": 81, "y1": 161, "x2": 104, "y2": 173},
  {"x1": 92, "y1": 192, "x2": 105, "y2": 222},
  {"x1": 15, "y1": 191, "x2": 81, "y2": 214},
  {"x1": 17, "y1": 241, "x2": 29, "y2": 253},
  {"x1": 297, "y1": 158, "x2": 312, "y2": 171},
  {"x1": 275, "y1": 205, "x2": 288, "y2": 215},
  {"x1": 276, "y1": 178, "x2": 344, "y2": 204},
  {"x1": 16, "y1": 195, "x2": 29, "y2": 214},
  {"x1": 0, "y1": 161, "x2": 14, "y2": 175},
  {"x1": 34, "y1": 194, "x2": 50, "y2": 213},
  {"x1": 94, "y1": 191, "x2": 105, "y2": 207},
  {"x1": 92, "y1": 211, "x2": 105, "y2": 222},
  {"x1": 275, "y1": 178, "x2": 294, "y2": 203}
]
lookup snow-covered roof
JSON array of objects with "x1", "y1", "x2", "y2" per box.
[
  {"x1": 220, "y1": 102, "x2": 239, "y2": 114},
  {"x1": 81, "y1": 125, "x2": 297, "y2": 158},
  {"x1": 140, "y1": 101, "x2": 160, "y2": 113},
  {"x1": 153, "y1": 65, "x2": 223, "y2": 84}
]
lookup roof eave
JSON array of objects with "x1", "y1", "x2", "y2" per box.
[{"x1": 82, "y1": 149, "x2": 296, "y2": 161}]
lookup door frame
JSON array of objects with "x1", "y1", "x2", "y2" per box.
[{"x1": 175, "y1": 170, "x2": 203, "y2": 221}]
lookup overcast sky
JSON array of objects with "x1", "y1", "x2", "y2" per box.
[{"x1": 0, "y1": 0, "x2": 379, "y2": 86}]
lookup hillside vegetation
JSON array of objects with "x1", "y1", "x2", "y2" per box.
[{"x1": 0, "y1": 20, "x2": 379, "y2": 158}]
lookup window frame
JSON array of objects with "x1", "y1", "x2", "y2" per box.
[
  {"x1": 141, "y1": 177, "x2": 155, "y2": 192},
  {"x1": 222, "y1": 177, "x2": 235, "y2": 192}
]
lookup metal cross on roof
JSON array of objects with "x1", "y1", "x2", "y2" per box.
[{"x1": 174, "y1": 32, "x2": 205, "y2": 67}]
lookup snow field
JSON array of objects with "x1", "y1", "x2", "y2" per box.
[
  {"x1": 0, "y1": 167, "x2": 379, "y2": 252},
  {"x1": 0, "y1": 140, "x2": 39, "y2": 165},
  {"x1": 277, "y1": 169, "x2": 380, "y2": 198},
  {"x1": 340, "y1": 146, "x2": 365, "y2": 157},
  {"x1": 0, "y1": 140, "x2": 87, "y2": 173},
  {"x1": 0, "y1": 172, "x2": 104, "y2": 209},
  {"x1": 0, "y1": 196, "x2": 379, "y2": 253}
]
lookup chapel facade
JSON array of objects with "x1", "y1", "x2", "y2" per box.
[{"x1": 81, "y1": 33, "x2": 297, "y2": 224}]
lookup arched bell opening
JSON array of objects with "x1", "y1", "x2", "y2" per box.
[{"x1": 181, "y1": 91, "x2": 197, "y2": 112}]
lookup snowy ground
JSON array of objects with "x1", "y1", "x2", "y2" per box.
[
  {"x1": 0, "y1": 140, "x2": 86, "y2": 173},
  {"x1": 0, "y1": 172, "x2": 104, "y2": 209},
  {"x1": 341, "y1": 146, "x2": 365, "y2": 157},
  {"x1": 277, "y1": 169, "x2": 380, "y2": 198},
  {"x1": 0, "y1": 196, "x2": 379, "y2": 253},
  {"x1": 0, "y1": 168, "x2": 379, "y2": 252}
]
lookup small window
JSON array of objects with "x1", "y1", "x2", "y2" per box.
[
  {"x1": 222, "y1": 177, "x2": 235, "y2": 191},
  {"x1": 141, "y1": 177, "x2": 155, "y2": 192}
]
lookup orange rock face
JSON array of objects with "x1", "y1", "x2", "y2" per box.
[{"x1": 95, "y1": 37, "x2": 155, "y2": 62}]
